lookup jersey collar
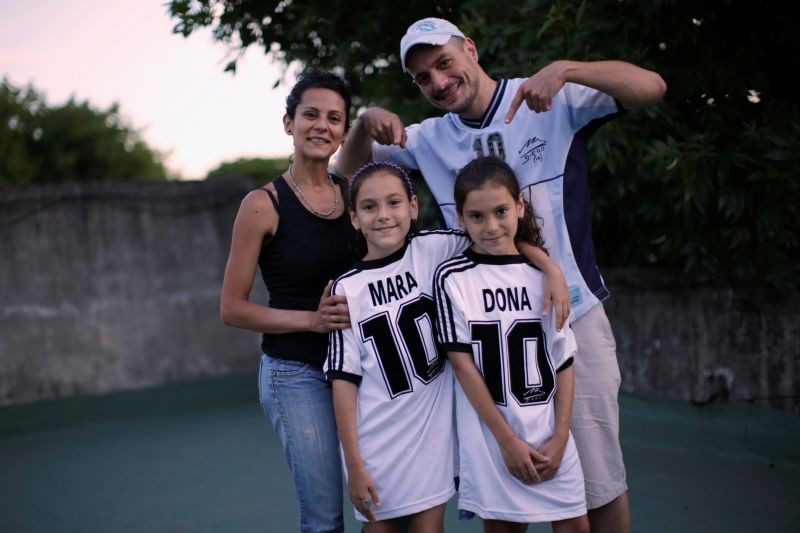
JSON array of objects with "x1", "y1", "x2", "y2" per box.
[
  {"x1": 465, "y1": 247, "x2": 541, "y2": 268},
  {"x1": 456, "y1": 78, "x2": 507, "y2": 130},
  {"x1": 353, "y1": 239, "x2": 410, "y2": 270}
]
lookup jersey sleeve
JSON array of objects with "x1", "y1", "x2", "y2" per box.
[
  {"x1": 434, "y1": 266, "x2": 473, "y2": 354},
  {"x1": 439, "y1": 231, "x2": 471, "y2": 260},
  {"x1": 415, "y1": 230, "x2": 471, "y2": 266},
  {"x1": 372, "y1": 124, "x2": 422, "y2": 170},
  {"x1": 559, "y1": 82, "x2": 622, "y2": 133},
  {"x1": 324, "y1": 281, "x2": 363, "y2": 385},
  {"x1": 371, "y1": 137, "x2": 419, "y2": 169},
  {"x1": 545, "y1": 311, "x2": 578, "y2": 372}
]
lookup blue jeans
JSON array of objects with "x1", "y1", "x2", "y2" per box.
[{"x1": 259, "y1": 354, "x2": 344, "y2": 533}]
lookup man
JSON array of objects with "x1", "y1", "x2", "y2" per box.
[{"x1": 336, "y1": 17, "x2": 666, "y2": 533}]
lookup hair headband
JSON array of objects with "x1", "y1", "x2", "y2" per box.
[{"x1": 352, "y1": 161, "x2": 415, "y2": 196}]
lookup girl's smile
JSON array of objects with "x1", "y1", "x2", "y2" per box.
[
  {"x1": 458, "y1": 182, "x2": 525, "y2": 256},
  {"x1": 351, "y1": 171, "x2": 418, "y2": 261}
]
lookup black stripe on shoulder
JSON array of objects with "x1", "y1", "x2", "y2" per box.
[
  {"x1": 556, "y1": 357, "x2": 574, "y2": 373},
  {"x1": 326, "y1": 369, "x2": 362, "y2": 385},
  {"x1": 327, "y1": 329, "x2": 343, "y2": 372},
  {"x1": 434, "y1": 255, "x2": 478, "y2": 344},
  {"x1": 434, "y1": 255, "x2": 476, "y2": 288},
  {"x1": 443, "y1": 342, "x2": 474, "y2": 355},
  {"x1": 435, "y1": 255, "x2": 479, "y2": 282},
  {"x1": 410, "y1": 228, "x2": 469, "y2": 239},
  {"x1": 333, "y1": 267, "x2": 363, "y2": 288}
]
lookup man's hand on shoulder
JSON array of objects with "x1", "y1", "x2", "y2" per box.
[
  {"x1": 504, "y1": 61, "x2": 568, "y2": 123},
  {"x1": 360, "y1": 107, "x2": 407, "y2": 148}
]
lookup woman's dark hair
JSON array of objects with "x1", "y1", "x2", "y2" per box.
[
  {"x1": 349, "y1": 161, "x2": 419, "y2": 258},
  {"x1": 285, "y1": 70, "x2": 352, "y2": 131},
  {"x1": 454, "y1": 156, "x2": 545, "y2": 249}
]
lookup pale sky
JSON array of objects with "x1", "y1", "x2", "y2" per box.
[{"x1": 0, "y1": 0, "x2": 297, "y2": 179}]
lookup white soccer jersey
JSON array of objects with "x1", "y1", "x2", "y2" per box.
[
  {"x1": 325, "y1": 230, "x2": 470, "y2": 521},
  {"x1": 373, "y1": 79, "x2": 621, "y2": 321},
  {"x1": 434, "y1": 249, "x2": 586, "y2": 523}
]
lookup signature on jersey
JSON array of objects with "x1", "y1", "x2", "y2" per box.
[{"x1": 518, "y1": 136, "x2": 546, "y2": 165}]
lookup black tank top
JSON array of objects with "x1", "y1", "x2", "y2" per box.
[{"x1": 258, "y1": 175, "x2": 357, "y2": 366}]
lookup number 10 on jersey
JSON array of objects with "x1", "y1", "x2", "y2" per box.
[
  {"x1": 470, "y1": 319, "x2": 556, "y2": 407},
  {"x1": 359, "y1": 295, "x2": 446, "y2": 398}
]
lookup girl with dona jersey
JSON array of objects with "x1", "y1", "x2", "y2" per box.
[
  {"x1": 324, "y1": 161, "x2": 568, "y2": 532},
  {"x1": 434, "y1": 157, "x2": 589, "y2": 533}
]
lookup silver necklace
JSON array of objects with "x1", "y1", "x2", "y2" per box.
[{"x1": 287, "y1": 164, "x2": 339, "y2": 217}]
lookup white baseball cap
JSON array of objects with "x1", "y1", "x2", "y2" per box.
[{"x1": 400, "y1": 17, "x2": 466, "y2": 72}]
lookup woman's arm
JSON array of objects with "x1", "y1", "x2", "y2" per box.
[
  {"x1": 518, "y1": 243, "x2": 570, "y2": 331},
  {"x1": 220, "y1": 189, "x2": 333, "y2": 334},
  {"x1": 331, "y1": 380, "x2": 380, "y2": 521},
  {"x1": 449, "y1": 351, "x2": 547, "y2": 484}
]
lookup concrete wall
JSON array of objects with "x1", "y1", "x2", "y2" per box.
[
  {"x1": 603, "y1": 269, "x2": 799, "y2": 411},
  {"x1": 1, "y1": 180, "x2": 797, "y2": 410},
  {"x1": 0, "y1": 178, "x2": 266, "y2": 406}
]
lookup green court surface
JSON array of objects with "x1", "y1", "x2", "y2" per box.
[{"x1": 1, "y1": 373, "x2": 798, "y2": 532}]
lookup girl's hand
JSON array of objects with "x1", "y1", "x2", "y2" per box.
[
  {"x1": 313, "y1": 280, "x2": 350, "y2": 332},
  {"x1": 541, "y1": 265, "x2": 570, "y2": 331},
  {"x1": 347, "y1": 463, "x2": 381, "y2": 521},
  {"x1": 498, "y1": 435, "x2": 548, "y2": 485},
  {"x1": 534, "y1": 433, "x2": 568, "y2": 481}
]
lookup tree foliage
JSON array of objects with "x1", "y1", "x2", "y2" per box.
[
  {"x1": 206, "y1": 156, "x2": 290, "y2": 182},
  {"x1": 0, "y1": 79, "x2": 167, "y2": 186},
  {"x1": 168, "y1": 0, "x2": 800, "y2": 288}
]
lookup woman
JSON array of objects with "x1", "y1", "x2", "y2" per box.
[{"x1": 221, "y1": 70, "x2": 356, "y2": 533}]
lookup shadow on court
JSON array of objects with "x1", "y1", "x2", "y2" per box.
[{"x1": 1, "y1": 373, "x2": 798, "y2": 532}]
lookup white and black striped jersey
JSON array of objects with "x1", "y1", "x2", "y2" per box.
[
  {"x1": 373, "y1": 79, "x2": 621, "y2": 321},
  {"x1": 434, "y1": 249, "x2": 586, "y2": 523},
  {"x1": 325, "y1": 230, "x2": 470, "y2": 521}
]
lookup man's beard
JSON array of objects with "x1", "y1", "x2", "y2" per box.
[{"x1": 432, "y1": 76, "x2": 480, "y2": 116}]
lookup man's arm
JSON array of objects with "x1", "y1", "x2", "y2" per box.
[
  {"x1": 336, "y1": 107, "x2": 407, "y2": 177},
  {"x1": 505, "y1": 60, "x2": 667, "y2": 121}
]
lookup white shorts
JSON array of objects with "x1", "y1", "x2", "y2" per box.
[{"x1": 570, "y1": 303, "x2": 628, "y2": 509}]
